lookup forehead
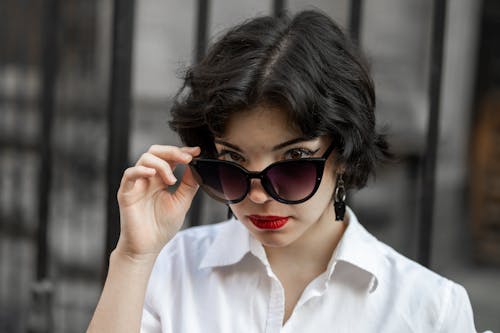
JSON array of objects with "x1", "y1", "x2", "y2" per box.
[{"x1": 218, "y1": 105, "x2": 303, "y2": 147}]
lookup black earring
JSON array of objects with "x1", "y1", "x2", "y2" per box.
[
  {"x1": 227, "y1": 206, "x2": 233, "y2": 219},
  {"x1": 334, "y1": 173, "x2": 346, "y2": 221}
]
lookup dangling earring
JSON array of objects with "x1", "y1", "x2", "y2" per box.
[
  {"x1": 227, "y1": 206, "x2": 233, "y2": 219},
  {"x1": 334, "y1": 173, "x2": 346, "y2": 221}
]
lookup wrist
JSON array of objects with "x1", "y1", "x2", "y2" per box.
[
  {"x1": 89, "y1": 247, "x2": 157, "y2": 332},
  {"x1": 110, "y1": 248, "x2": 159, "y2": 268}
]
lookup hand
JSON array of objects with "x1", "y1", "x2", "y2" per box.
[{"x1": 115, "y1": 145, "x2": 200, "y2": 260}]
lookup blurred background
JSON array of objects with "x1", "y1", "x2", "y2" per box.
[{"x1": 1, "y1": 0, "x2": 499, "y2": 332}]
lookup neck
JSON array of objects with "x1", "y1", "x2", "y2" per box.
[{"x1": 264, "y1": 204, "x2": 348, "y2": 274}]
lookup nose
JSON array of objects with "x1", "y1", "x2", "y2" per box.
[{"x1": 247, "y1": 178, "x2": 271, "y2": 204}]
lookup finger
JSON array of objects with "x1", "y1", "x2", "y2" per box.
[
  {"x1": 168, "y1": 146, "x2": 201, "y2": 172},
  {"x1": 136, "y1": 153, "x2": 177, "y2": 185},
  {"x1": 144, "y1": 146, "x2": 201, "y2": 176},
  {"x1": 179, "y1": 146, "x2": 201, "y2": 157},
  {"x1": 148, "y1": 145, "x2": 200, "y2": 164},
  {"x1": 120, "y1": 166, "x2": 156, "y2": 193}
]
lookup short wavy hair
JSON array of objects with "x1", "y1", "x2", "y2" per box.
[{"x1": 170, "y1": 10, "x2": 390, "y2": 189}]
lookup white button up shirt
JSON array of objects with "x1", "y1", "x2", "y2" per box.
[{"x1": 141, "y1": 209, "x2": 482, "y2": 332}]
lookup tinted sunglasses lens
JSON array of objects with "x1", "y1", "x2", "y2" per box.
[
  {"x1": 191, "y1": 161, "x2": 247, "y2": 202},
  {"x1": 218, "y1": 163, "x2": 247, "y2": 201},
  {"x1": 266, "y1": 161, "x2": 318, "y2": 201}
]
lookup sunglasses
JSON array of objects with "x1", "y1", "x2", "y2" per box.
[{"x1": 189, "y1": 143, "x2": 335, "y2": 204}]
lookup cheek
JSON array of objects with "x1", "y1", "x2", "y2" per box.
[
  {"x1": 319, "y1": 163, "x2": 336, "y2": 197},
  {"x1": 316, "y1": 168, "x2": 337, "y2": 201},
  {"x1": 292, "y1": 173, "x2": 336, "y2": 219},
  {"x1": 324, "y1": 160, "x2": 340, "y2": 197},
  {"x1": 228, "y1": 202, "x2": 246, "y2": 221}
]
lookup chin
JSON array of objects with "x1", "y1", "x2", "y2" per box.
[
  {"x1": 254, "y1": 233, "x2": 295, "y2": 248},
  {"x1": 240, "y1": 217, "x2": 300, "y2": 248}
]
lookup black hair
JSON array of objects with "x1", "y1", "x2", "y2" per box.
[{"x1": 170, "y1": 9, "x2": 390, "y2": 189}]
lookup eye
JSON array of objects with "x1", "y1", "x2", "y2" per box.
[
  {"x1": 218, "y1": 150, "x2": 245, "y2": 163},
  {"x1": 284, "y1": 148, "x2": 316, "y2": 160}
]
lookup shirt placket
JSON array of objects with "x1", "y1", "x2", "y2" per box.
[{"x1": 264, "y1": 267, "x2": 285, "y2": 333}]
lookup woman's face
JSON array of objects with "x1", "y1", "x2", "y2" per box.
[{"x1": 214, "y1": 105, "x2": 340, "y2": 248}]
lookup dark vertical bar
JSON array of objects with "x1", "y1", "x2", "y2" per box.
[
  {"x1": 37, "y1": 0, "x2": 60, "y2": 283},
  {"x1": 29, "y1": 1, "x2": 60, "y2": 332},
  {"x1": 273, "y1": 0, "x2": 286, "y2": 17},
  {"x1": 349, "y1": 0, "x2": 363, "y2": 44},
  {"x1": 195, "y1": 0, "x2": 210, "y2": 63},
  {"x1": 15, "y1": 2, "x2": 31, "y2": 331},
  {"x1": 189, "y1": 0, "x2": 211, "y2": 227},
  {"x1": 105, "y1": 0, "x2": 135, "y2": 263},
  {"x1": 417, "y1": 0, "x2": 447, "y2": 267},
  {"x1": 0, "y1": 2, "x2": 5, "y2": 318}
]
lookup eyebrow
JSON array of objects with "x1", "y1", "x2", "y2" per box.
[{"x1": 214, "y1": 137, "x2": 314, "y2": 152}]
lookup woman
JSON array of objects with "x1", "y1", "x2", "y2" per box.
[{"x1": 88, "y1": 10, "x2": 479, "y2": 332}]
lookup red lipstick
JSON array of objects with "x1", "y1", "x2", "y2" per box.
[{"x1": 248, "y1": 215, "x2": 289, "y2": 230}]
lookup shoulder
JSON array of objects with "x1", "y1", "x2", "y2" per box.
[
  {"x1": 373, "y1": 241, "x2": 476, "y2": 331},
  {"x1": 343, "y1": 209, "x2": 478, "y2": 331},
  {"x1": 375, "y1": 240, "x2": 448, "y2": 290}
]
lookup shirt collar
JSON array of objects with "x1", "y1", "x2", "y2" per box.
[
  {"x1": 199, "y1": 217, "x2": 251, "y2": 269},
  {"x1": 199, "y1": 208, "x2": 385, "y2": 292},
  {"x1": 329, "y1": 207, "x2": 384, "y2": 292}
]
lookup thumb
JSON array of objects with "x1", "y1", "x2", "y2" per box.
[{"x1": 173, "y1": 166, "x2": 200, "y2": 205}]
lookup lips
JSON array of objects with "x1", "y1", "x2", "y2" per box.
[{"x1": 248, "y1": 215, "x2": 289, "y2": 230}]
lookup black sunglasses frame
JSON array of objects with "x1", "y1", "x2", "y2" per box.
[{"x1": 189, "y1": 143, "x2": 335, "y2": 205}]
